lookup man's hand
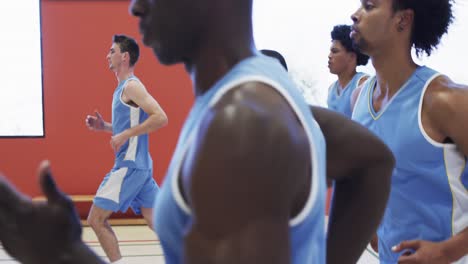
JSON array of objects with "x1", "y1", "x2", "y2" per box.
[
  {"x1": 394, "y1": 240, "x2": 451, "y2": 264},
  {"x1": 86, "y1": 111, "x2": 106, "y2": 131},
  {"x1": 110, "y1": 132, "x2": 129, "y2": 153},
  {"x1": 0, "y1": 161, "x2": 83, "y2": 264}
]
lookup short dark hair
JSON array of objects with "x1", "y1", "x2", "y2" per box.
[
  {"x1": 113, "y1": 35, "x2": 140, "y2": 67},
  {"x1": 260, "y1": 49, "x2": 288, "y2": 71},
  {"x1": 331, "y1": 25, "x2": 369, "y2": 66},
  {"x1": 392, "y1": 0, "x2": 454, "y2": 57}
]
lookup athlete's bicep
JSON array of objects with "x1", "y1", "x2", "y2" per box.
[
  {"x1": 426, "y1": 77, "x2": 468, "y2": 156},
  {"x1": 124, "y1": 81, "x2": 168, "y2": 120},
  {"x1": 182, "y1": 83, "x2": 307, "y2": 263}
]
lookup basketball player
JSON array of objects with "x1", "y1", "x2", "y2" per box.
[
  {"x1": 350, "y1": 0, "x2": 468, "y2": 263},
  {"x1": 259, "y1": 48, "x2": 391, "y2": 262},
  {"x1": 0, "y1": 0, "x2": 395, "y2": 263},
  {"x1": 85, "y1": 34, "x2": 168, "y2": 263},
  {"x1": 327, "y1": 24, "x2": 369, "y2": 117}
]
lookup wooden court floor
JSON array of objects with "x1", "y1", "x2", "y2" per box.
[{"x1": 0, "y1": 225, "x2": 379, "y2": 263}]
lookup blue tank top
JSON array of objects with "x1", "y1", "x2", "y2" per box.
[
  {"x1": 352, "y1": 66, "x2": 468, "y2": 264},
  {"x1": 111, "y1": 76, "x2": 152, "y2": 169},
  {"x1": 153, "y1": 54, "x2": 327, "y2": 263},
  {"x1": 327, "y1": 72, "x2": 367, "y2": 118}
]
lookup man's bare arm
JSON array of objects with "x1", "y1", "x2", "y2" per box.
[
  {"x1": 183, "y1": 83, "x2": 310, "y2": 264},
  {"x1": 311, "y1": 106, "x2": 394, "y2": 264}
]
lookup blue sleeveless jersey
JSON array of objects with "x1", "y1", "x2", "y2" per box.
[
  {"x1": 352, "y1": 66, "x2": 468, "y2": 264},
  {"x1": 153, "y1": 55, "x2": 327, "y2": 263},
  {"x1": 111, "y1": 76, "x2": 152, "y2": 169},
  {"x1": 327, "y1": 72, "x2": 367, "y2": 118}
]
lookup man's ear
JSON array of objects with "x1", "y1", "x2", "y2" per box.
[
  {"x1": 396, "y1": 9, "x2": 414, "y2": 32},
  {"x1": 122, "y1": 51, "x2": 130, "y2": 63}
]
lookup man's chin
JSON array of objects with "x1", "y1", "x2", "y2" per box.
[
  {"x1": 352, "y1": 39, "x2": 365, "y2": 52},
  {"x1": 143, "y1": 40, "x2": 183, "y2": 66},
  {"x1": 152, "y1": 49, "x2": 181, "y2": 66},
  {"x1": 142, "y1": 36, "x2": 152, "y2": 47}
]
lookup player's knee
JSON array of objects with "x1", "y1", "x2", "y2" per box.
[
  {"x1": 87, "y1": 212, "x2": 107, "y2": 229},
  {"x1": 87, "y1": 213, "x2": 98, "y2": 229}
]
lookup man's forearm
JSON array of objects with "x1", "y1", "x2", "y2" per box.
[
  {"x1": 442, "y1": 227, "x2": 468, "y2": 262},
  {"x1": 103, "y1": 122, "x2": 113, "y2": 133},
  {"x1": 327, "y1": 160, "x2": 392, "y2": 264},
  {"x1": 123, "y1": 113, "x2": 167, "y2": 138}
]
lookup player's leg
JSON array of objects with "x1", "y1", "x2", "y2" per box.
[
  {"x1": 132, "y1": 170, "x2": 159, "y2": 231},
  {"x1": 87, "y1": 204, "x2": 121, "y2": 262},
  {"x1": 89, "y1": 167, "x2": 133, "y2": 262}
]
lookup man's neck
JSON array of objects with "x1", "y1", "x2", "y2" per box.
[
  {"x1": 179, "y1": 7, "x2": 257, "y2": 97},
  {"x1": 371, "y1": 47, "x2": 418, "y2": 96},
  {"x1": 337, "y1": 69, "x2": 357, "y2": 90},
  {"x1": 115, "y1": 68, "x2": 134, "y2": 83},
  {"x1": 187, "y1": 34, "x2": 256, "y2": 97}
]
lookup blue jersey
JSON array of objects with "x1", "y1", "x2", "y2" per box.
[
  {"x1": 153, "y1": 54, "x2": 327, "y2": 263},
  {"x1": 352, "y1": 66, "x2": 468, "y2": 264},
  {"x1": 111, "y1": 76, "x2": 152, "y2": 169},
  {"x1": 327, "y1": 72, "x2": 367, "y2": 118}
]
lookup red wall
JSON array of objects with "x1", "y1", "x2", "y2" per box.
[{"x1": 0, "y1": 1, "x2": 193, "y2": 197}]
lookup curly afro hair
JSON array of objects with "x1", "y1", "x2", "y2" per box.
[
  {"x1": 392, "y1": 0, "x2": 454, "y2": 56},
  {"x1": 331, "y1": 25, "x2": 369, "y2": 66}
]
